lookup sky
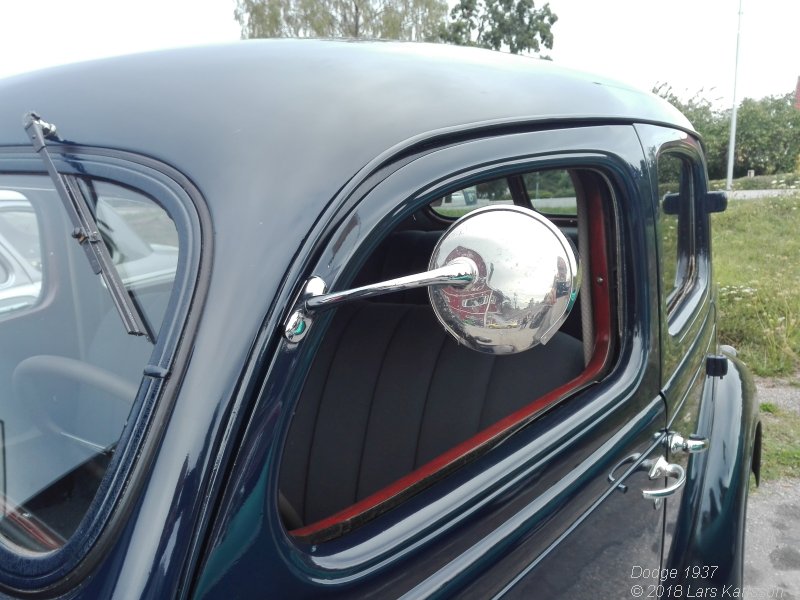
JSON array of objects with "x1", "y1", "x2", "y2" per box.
[
  {"x1": 0, "y1": 0, "x2": 797, "y2": 108},
  {"x1": 545, "y1": 0, "x2": 798, "y2": 107}
]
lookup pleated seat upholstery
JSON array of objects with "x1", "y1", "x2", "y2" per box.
[{"x1": 279, "y1": 300, "x2": 584, "y2": 527}]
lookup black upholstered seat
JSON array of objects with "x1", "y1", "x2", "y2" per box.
[{"x1": 279, "y1": 300, "x2": 584, "y2": 527}]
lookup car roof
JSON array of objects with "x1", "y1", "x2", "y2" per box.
[
  {"x1": 0, "y1": 40, "x2": 691, "y2": 167},
  {"x1": 0, "y1": 40, "x2": 692, "y2": 283}
]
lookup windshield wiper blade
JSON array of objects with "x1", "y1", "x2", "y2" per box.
[{"x1": 23, "y1": 112, "x2": 153, "y2": 342}]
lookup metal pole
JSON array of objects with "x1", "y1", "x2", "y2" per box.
[{"x1": 725, "y1": 0, "x2": 744, "y2": 190}]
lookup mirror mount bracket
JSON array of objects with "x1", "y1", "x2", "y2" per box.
[
  {"x1": 284, "y1": 276, "x2": 327, "y2": 343},
  {"x1": 283, "y1": 258, "x2": 478, "y2": 343}
]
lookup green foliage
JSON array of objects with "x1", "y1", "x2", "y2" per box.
[
  {"x1": 736, "y1": 94, "x2": 800, "y2": 177},
  {"x1": 654, "y1": 85, "x2": 800, "y2": 180},
  {"x1": 476, "y1": 178, "x2": 510, "y2": 200},
  {"x1": 441, "y1": 0, "x2": 556, "y2": 55},
  {"x1": 714, "y1": 195, "x2": 800, "y2": 376},
  {"x1": 234, "y1": 0, "x2": 558, "y2": 54},
  {"x1": 523, "y1": 170, "x2": 573, "y2": 199},
  {"x1": 653, "y1": 84, "x2": 730, "y2": 179},
  {"x1": 235, "y1": 0, "x2": 557, "y2": 54},
  {"x1": 234, "y1": 0, "x2": 447, "y2": 41},
  {"x1": 760, "y1": 402, "x2": 778, "y2": 414}
]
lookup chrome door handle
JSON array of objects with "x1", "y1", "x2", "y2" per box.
[
  {"x1": 667, "y1": 433, "x2": 709, "y2": 454},
  {"x1": 607, "y1": 453, "x2": 642, "y2": 492},
  {"x1": 641, "y1": 456, "x2": 686, "y2": 499}
]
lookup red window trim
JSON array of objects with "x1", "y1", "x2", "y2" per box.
[{"x1": 291, "y1": 183, "x2": 613, "y2": 542}]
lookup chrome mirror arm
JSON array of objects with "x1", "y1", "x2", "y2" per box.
[
  {"x1": 305, "y1": 257, "x2": 477, "y2": 311},
  {"x1": 283, "y1": 258, "x2": 477, "y2": 343}
]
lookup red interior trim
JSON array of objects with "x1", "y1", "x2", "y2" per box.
[
  {"x1": 291, "y1": 182, "x2": 613, "y2": 540},
  {"x1": 0, "y1": 495, "x2": 64, "y2": 551}
]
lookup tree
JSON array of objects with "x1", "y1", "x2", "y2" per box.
[
  {"x1": 234, "y1": 0, "x2": 447, "y2": 41},
  {"x1": 441, "y1": 0, "x2": 557, "y2": 55},
  {"x1": 653, "y1": 84, "x2": 730, "y2": 179},
  {"x1": 654, "y1": 86, "x2": 800, "y2": 179},
  {"x1": 735, "y1": 93, "x2": 800, "y2": 176},
  {"x1": 234, "y1": 0, "x2": 557, "y2": 57}
]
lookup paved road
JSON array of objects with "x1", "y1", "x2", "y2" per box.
[
  {"x1": 745, "y1": 375, "x2": 800, "y2": 599},
  {"x1": 746, "y1": 478, "x2": 800, "y2": 599}
]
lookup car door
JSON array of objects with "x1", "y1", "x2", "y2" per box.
[
  {"x1": 636, "y1": 125, "x2": 719, "y2": 579},
  {"x1": 194, "y1": 125, "x2": 672, "y2": 599}
]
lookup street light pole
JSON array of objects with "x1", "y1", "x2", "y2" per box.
[{"x1": 725, "y1": 0, "x2": 744, "y2": 190}]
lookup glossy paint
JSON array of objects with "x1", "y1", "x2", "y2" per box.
[
  {"x1": 0, "y1": 41, "x2": 754, "y2": 599},
  {"x1": 665, "y1": 354, "x2": 759, "y2": 589}
]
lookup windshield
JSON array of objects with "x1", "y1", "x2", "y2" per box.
[{"x1": 0, "y1": 174, "x2": 178, "y2": 552}]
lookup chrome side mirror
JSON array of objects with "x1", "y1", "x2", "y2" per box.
[
  {"x1": 429, "y1": 205, "x2": 578, "y2": 354},
  {"x1": 284, "y1": 205, "x2": 579, "y2": 355}
]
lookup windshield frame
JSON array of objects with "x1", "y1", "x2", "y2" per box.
[{"x1": 0, "y1": 146, "x2": 209, "y2": 593}]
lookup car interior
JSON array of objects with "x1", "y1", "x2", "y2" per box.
[{"x1": 278, "y1": 167, "x2": 618, "y2": 541}]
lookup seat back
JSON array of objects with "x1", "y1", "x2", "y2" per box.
[{"x1": 279, "y1": 300, "x2": 584, "y2": 527}]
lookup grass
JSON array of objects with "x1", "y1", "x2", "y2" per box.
[
  {"x1": 713, "y1": 193, "x2": 800, "y2": 376},
  {"x1": 713, "y1": 194, "x2": 800, "y2": 484},
  {"x1": 760, "y1": 402, "x2": 778, "y2": 414},
  {"x1": 709, "y1": 172, "x2": 800, "y2": 192},
  {"x1": 757, "y1": 403, "x2": 800, "y2": 481}
]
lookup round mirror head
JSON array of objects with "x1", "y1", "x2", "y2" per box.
[{"x1": 428, "y1": 205, "x2": 579, "y2": 355}]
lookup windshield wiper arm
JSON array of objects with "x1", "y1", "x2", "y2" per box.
[{"x1": 23, "y1": 112, "x2": 153, "y2": 342}]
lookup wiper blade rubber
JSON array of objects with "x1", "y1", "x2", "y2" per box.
[{"x1": 23, "y1": 112, "x2": 153, "y2": 342}]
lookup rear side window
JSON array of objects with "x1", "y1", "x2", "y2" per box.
[
  {"x1": 0, "y1": 174, "x2": 179, "y2": 552},
  {"x1": 657, "y1": 153, "x2": 696, "y2": 311}
]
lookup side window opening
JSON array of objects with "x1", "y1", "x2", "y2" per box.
[
  {"x1": 278, "y1": 168, "x2": 616, "y2": 542},
  {"x1": 430, "y1": 168, "x2": 577, "y2": 220},
  {"x1": 0, "y1": 175, "x2": 179, "y2": 553}
]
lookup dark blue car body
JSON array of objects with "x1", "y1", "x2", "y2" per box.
[{"x1": 0, "y1": 40, "x2": 759, "y2": 599}]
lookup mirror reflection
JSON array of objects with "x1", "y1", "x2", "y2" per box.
[{"x1": 429, "y1": 206, "x2": 578, "y2": 354}]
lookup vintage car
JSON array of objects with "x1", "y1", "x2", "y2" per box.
[{"x1": 0, "y1": 40, "x2": 760, "y2": 598}]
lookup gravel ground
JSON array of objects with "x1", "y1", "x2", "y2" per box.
[{"x1": 745, "y1": 375, "x2": 800, "y2": 599}]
